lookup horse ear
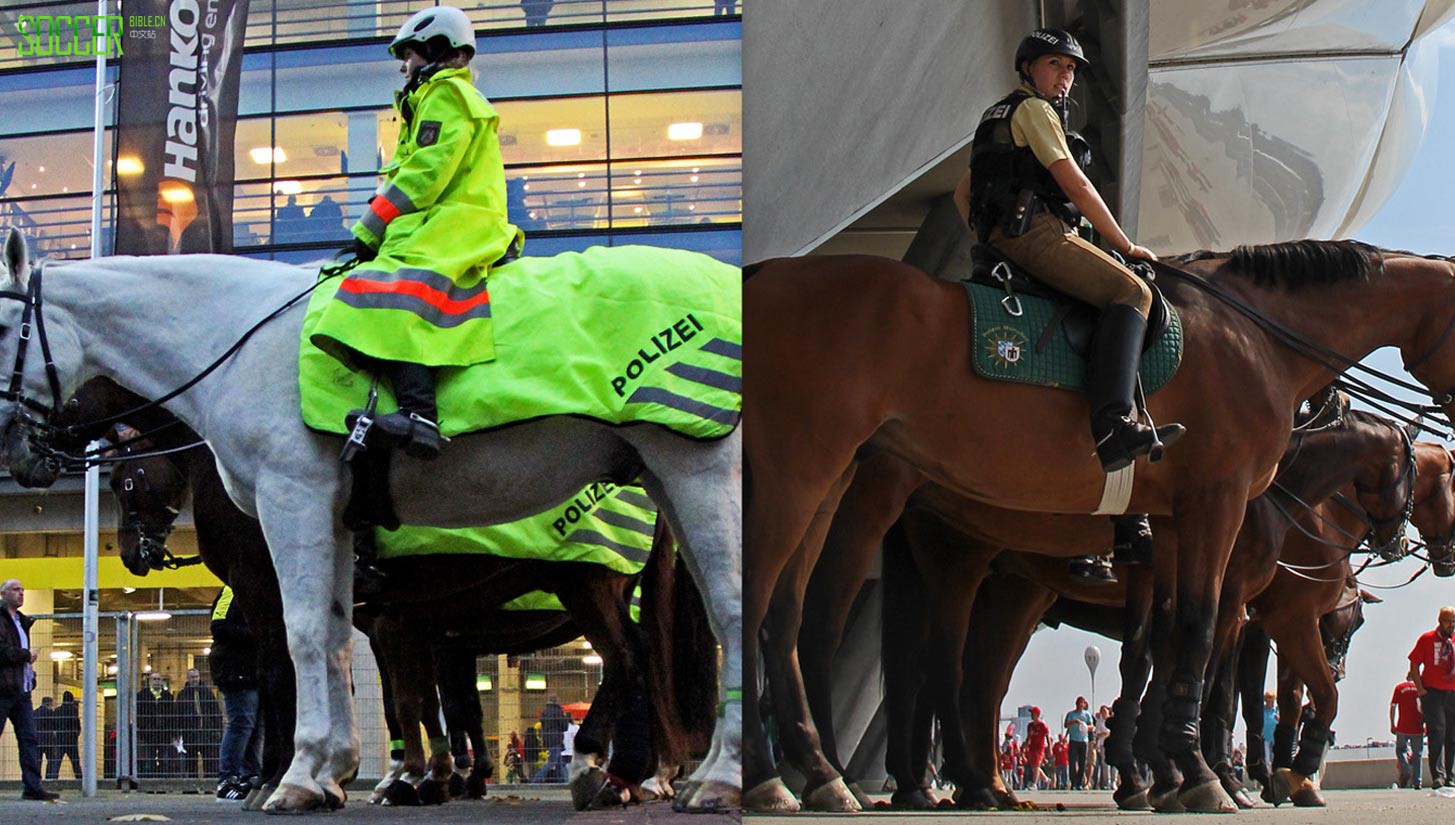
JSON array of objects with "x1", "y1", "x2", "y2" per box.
[
  {"x1": 1359, "y1": 588, "x2": 1383, "y2": 604},
  {"x1": 3, "y1": 228, "x2": 30, "y2": 290}
]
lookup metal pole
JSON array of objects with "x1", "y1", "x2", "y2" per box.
[
  {"x1": 82, "y1": 443, "x2": 102, "y2": 796},
  {"x1": 115, "y1": 615, "x2": 132, "y2": 789},
  {"x1": 90, "y1": 0, "x2": 108, "y2": 258}
]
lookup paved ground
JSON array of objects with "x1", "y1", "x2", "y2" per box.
[
  {"x1": 745, "y1": 788, "x2": 1448, "y2": 822},
  {"x1": 0, "y1": 785, "x2": 741, "y2": 824}
]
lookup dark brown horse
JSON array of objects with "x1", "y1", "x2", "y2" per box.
[
  {"x1": 63, "y1": 378, "x2": 717, "y2": 810},
  {"x1": 744, "y1": 242, "x2": 1455, "y2": 811},
  {"x1": 863, "y1": 411, "x2": 1442, "y2": 811}
]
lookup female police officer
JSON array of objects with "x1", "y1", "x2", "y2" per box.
[
  {"x1": 311, "y1": 5, "x2": 523, "y2": 459},
  {"x1": 961, "y1": 28, "x2": 1183, "y2": 473}
]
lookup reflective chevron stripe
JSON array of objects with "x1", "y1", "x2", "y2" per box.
[
  {"x1": 335, "y1": 266, "x2": 490, "y2": 328},
  {"x1": 625, "y1": 386, "x2": 739, "y2": 426}
]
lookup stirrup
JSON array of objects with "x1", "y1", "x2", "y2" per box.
[{"x1": 1068, "y1": 555, "x2": 1117, "y2": 584}]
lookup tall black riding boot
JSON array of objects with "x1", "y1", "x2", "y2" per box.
[
  {"x1": 1088, "y1": 304, "x2": 1186, "y2": 472},
  {"x1": 373, "y1": 361, "x2": 444, "y2": 460}
]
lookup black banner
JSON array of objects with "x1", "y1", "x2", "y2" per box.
[{"x1": 114, "y1": 0, "x2": 249, "y2": 254}]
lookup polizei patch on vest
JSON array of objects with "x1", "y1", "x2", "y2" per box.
[
  {"x1": 610, "y1": 313, "x2": 705, "y2": 397},
  {"x1": 551, "y1": 481, "x2": 618, "y2": 537},
  {"x1": 417, "y1": 120, "x2": 441, "y2": 146}
]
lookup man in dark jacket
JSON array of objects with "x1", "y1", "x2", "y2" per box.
[
  {"x1": 34, "y1": 696, "x2": 55, "y2": 778},
  {"x1": 136, "y1": 672, "x2": 175, "y2": 778},
  {"x1": 0, "y1": 579, "x2": 57, "y2": 800},
  {"x1": 49, "y1": 692, "x2": 81, "y2": 779},
  {"x1": 209, "y1": 586, "x2": 262, "y2": 801},
  {"x1": 531, "y1": 695, "x2": 570, "y2": 782},
  {"x1": 175, "y1": 668, "x2": 223, "y2": 780}
]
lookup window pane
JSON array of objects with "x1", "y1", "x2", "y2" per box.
[
  {"x1": 0, "y1": 129, "x2": 110, "y2": 198},
  {"x1": 0, "y1": 65, "x2": 115, "y2": 135},
  {"x1": 606, "y1": 89, "x2": 739, "y2": 158},
  {"x1": 4, "y1": 192, "x2": 109, "y2": 260},
  {"x1": 496, "y1": 96, "x2": 610, "y2": 165}
]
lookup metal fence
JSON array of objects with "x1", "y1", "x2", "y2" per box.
[{"x1": 0, "y1": 609, "x2": 613, "y2": 787}]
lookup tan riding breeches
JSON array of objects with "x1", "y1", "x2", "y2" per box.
[{"x1": 990, "y1": 212, "x2": 1153, "y2": 317}]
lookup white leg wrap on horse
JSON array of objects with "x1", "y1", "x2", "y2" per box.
[{"x1": 1093, "y1": 464, "x2": 1135, "y2": 515}]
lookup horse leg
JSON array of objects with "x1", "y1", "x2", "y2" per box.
[
  {"x1": 960, "y1": 570, "x2": 1057, "y2": 810},
  {"x1": 433, "y1": 646, "x2": 489, "y2": 798},
  {"x1": 1106, "y1": 564, "x2": 1153, "y2": 809},
  {"x1": 1137, "y1": 548, "x2": 1187, "y2": 811},
  {"x1": 758, "y1": 469, "x2": 861, "y2": 811},
  {"x1": 239, "y1": 580, "x2": 293, "y2": 811},
  {"x1": 631, "y1": 428, "x2": 743, "y2": 813},
  {"x1": 799, "y1": 453, "x2": 924, "y2": 808},
  {"x1": 554, "y1": 568, "x2": 648, "y2": 810},
  {"x1": 880, "y1": 518, "x2": 936, "y2": 809},
  {"x1": 1266, "y1": 613, "x2": 1335, "y2": 807},
  {"x1": 374, "y1": 617, "x2": 434, "y2": 807},
  {"x1": 1268, "y1": 659, "x2": 1304, "y2": 806},
  {"x1": 1201, "y1": 585, "x2": 1254, "y2": 808},
  {"x1": 365, "y1": 625, "x2": 407, "y2": 805},
  {"x1": 1161, "y1": 495, "x2": 1243, "y2": 812},
  {"x1": 318, "y1": 533, "x2": 361, "y2": 807},
  {"x1": 257, "y1": 494, "x2": 349, "y2": 814},
  {"x1": 1237, "y1": 620, "x2": 1272, "y2": 790}
]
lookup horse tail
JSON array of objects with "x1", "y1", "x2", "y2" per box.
[{"x1": 639, "y1": 517, "x2": 718, "y2": 765}]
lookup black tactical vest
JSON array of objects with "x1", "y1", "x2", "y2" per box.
[{"x1": 968, "y1": 90, "x2": 1090, "y2": 239}]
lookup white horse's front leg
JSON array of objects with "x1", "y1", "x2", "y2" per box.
[
  {"x1": 255, "y1": 482, "x2": 342, "y2": 813},
  {"x1": 317, "y1": 533, "x2": 360, "y2": 807}
]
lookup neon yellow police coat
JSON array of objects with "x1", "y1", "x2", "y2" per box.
[{"x1": 310, "y1": 66, "x2": 524, "y2": 367}]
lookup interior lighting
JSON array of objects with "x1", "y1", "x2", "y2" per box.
[
  {"x1": 202, "y1": 647, "x2": 211, "y2": 655},
  {"x1": 135, "y1": 611, "x2": 172, "y2": 621},
  {"x1": 249, "y1": 146, "x2": 286, "y2": 164},
  {"x1": 690, "y1": 175, "x2": 699, "y2": 183},
  {"x1": 582, "y1": 654, "x2": 603, "y2": 666},
  {"x1": 103, "y1": 687, "x2": 117, "y2": 698},
  {"x1": 50, "y1": 650, "x2": 73, "y2": 661},
  {"x1": 525, "y1": 674, "x2": 547, "y2": 691},
  {"x1": 668, "y1": 122, "x2": 703, "y2": 141},
  {"x1": 116, "y1": 157, "x2": 144, "y2": 176},
  {"x1": 158, "y1": 182, "x2": 194, "y2": 204},
  {"x1": 107, "y1": 664, "x2": 119, "y2": 675},
  {"x1": 476, "y1": 676, "x2": 493, "y2": 692},
  {"x1": 272, "y1": 180, "x2": 303, "y2": 196},
  {"x1": 578, "y1": 181, "x2": 586, "y2": 188},
  {"x1": 37, "y1": 165, "x2": 44, "y2": 172},
  {"x1": 546, "y1": 129, "x2": 582, "y2": 147}
]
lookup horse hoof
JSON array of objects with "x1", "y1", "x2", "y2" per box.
[
  {"x1": 447, "y1": 772, "x2": 467, "y2": 799},
  {"x1": 416, "y1": 779, "x2": 450, "y2": 806},
  {"x1": 319, "y1": 781, "x2": 345, "y2": 811},
  {"x1": 674, "y1": 779, "x2": 740, "y2": 812},
  {"x1": 1277, "y1": 770, "x2": 1324, "y2": 807},
  {"x1": 845, "y1": 781, "x2": 875, "y2": 810},
  {"x1": 242, "y1": 784, "x2": 270, "y2": 812},
  {"x1": 742, "y1": 777, "x2": 797, "y2": 812},
  {"x1": 641, "y1": 774, "x2": 675, "y2": 801},
  {"x1": 570, "y1": 765, "x2": 610, "y2": 811},
  {"x1": 1179, "y1": 779, "x2": 1238, "y2": 813},
  {"x1": 1148, "y1": 784, "x2": 1185, "y2": 813},
  {"x1": 990, "y1": 787, "x2": 1023, "y2": 810},
  {"x1": 262, "y1": 783, "x2": 325, "y2": 814},
  {"x1": 954, "y1": 786, "x2": 998, "y2": 810},
  {"x1": 890, "y1": 787, "x2": 937, "y2": 810},
  {"x1": 803, "y1": 777, "x2": 861, "y2": 812},
  {"x1": 382, "y1": 778, "x2": 420, "y2": 806},
  {"x1": 1231, "y1": 787, "x2": 1257, "y2": 809},
  {"x1": 1114, "y1": 786, "x2": 1150, "y2": 810},
  {"x1": 465, "y1": 772, "x2": 488, "y2": 800}
]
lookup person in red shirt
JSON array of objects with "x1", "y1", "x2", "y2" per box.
[
  {"x1": 1051, "y1": 734, "x2": 1070, "y2": 789},
  {"x1": 1409, "y1": 606, "x2": 1455, "y2": 787},
  {"x1": 1000, "y1": 730, "x2": 1020, "y2": 790},
  {"x1": 1022, "y1": 707, "x2": 1050, "y2": 790},
  {"x1": 1392, "y1": 679, "x2": 1425, "y2": 789}
]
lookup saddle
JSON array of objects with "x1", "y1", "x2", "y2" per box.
[{"x1": 968, "y1": 242, "x2": 1173, "y2": 357}]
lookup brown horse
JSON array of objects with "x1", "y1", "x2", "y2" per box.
[
  {"x1": 865, "y1": 412, "x2": 1442, "y2": 811},
  {"x1": 744, "y1": 242, "x2": 1455, "y2": 812}
]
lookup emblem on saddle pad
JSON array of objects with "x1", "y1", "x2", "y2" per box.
[{"x1": 983, "y1": 325, "x2": 1028, "y2": 368}]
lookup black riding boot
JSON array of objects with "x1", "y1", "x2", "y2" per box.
[
  {"x1": 1111, "y1": 513, "x2": 1154, "y2": 566},
  {"x1": 1068, "y1": 554, "x2": 1117, "y2": 583},
  {"x1": 1089, "y1": 304, "x2": 1186, "y2": 472},
  {"x1": 369, "y1": 361, "x2": 444, "y2": 460}
]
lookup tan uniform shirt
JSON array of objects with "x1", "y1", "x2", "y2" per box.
[{"x1": 1009, "y1": 83, "x2": 1073, "y2": 169}]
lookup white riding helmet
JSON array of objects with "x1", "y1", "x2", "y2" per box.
[{"x1": 390, "y1": 5, "x2": 475, "y2": 60}]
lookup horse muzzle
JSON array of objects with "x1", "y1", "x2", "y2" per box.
[{"x1": 1373, "y1": 533, "x2": 1410, "y2": 563}]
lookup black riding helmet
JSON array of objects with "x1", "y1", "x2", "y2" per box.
[{"x1": 1014, "y1": 28, "x2": 1089, "y2": 77}]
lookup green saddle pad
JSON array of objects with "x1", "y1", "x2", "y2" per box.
[
  {"x1": 374, "y1": 481, "x2": 658, "y2": 577},
  {"x1": 964, "y1": 281, "x2": 1182, "y2": 393},
  {"x1": 500, "y1": 584, "x2": 643, "y2": 623},
  {"x1": 299, "y1": 245, "x2": 742, "y2": 440}
]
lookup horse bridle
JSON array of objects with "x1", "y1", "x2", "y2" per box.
[
  {"x1": 1329, "y1": 422, "x2": 1417, "y2": 562},
  {"x1": 111, "y1": 444, "x2": 199, "y2": 571},
  {"x1": 1414, "y1": 447, "x2": 1455, "y2": 576},
  {"x1": 1319, "y1": 594, "x2": 1364, "y2": 683}
]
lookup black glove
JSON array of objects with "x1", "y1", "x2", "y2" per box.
[{"x1": 340, "y1": 237, "x2": 376, "y2": 263}]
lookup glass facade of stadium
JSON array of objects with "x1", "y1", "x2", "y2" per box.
[{"x1": 0, "y1": 0, "x2": 740, "y2": 785}]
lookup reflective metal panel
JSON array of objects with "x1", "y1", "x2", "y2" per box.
[{"x1": 1149, "y1": 0, "x2": 1427, "y2": 61}]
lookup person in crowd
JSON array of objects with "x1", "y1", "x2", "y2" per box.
[
  {"x1": 1052, "y1": 733, "x2": 1070, "y2": 789},
  {"x1": 521, "y1": 0, "x2": 553, "y2": 27},
  {"x1": 504, "y1": 730, "x2": 524, "y2": 783},
  {"x1": 1261, "y1": 690, "x2": 1279, "y2": 773},
  {"x1": 562, "y1": 718, "x2": 579, "y2": 769},
  {"x1": 1231, "y1": 744, "x2": 1245, "y2": 783},
  {"x1": 49, "y1": 692, "x2": 81, "y2": 780},
  {"x1": 1411, "y1": 608, "x2": 1455, "y2": 788},
  {"x1": 523, "y1": 722, "x2": 542, "y2": 779},
  {"x1": 1064, "y1": 696, "x2": 1093, "y2": 790},
  {"x1": 1092, "y1": 704, "x2": 1112, "y2": 789},
  {"x1": 210, "y1": 585, "x2": 263, "y2": 801},
  {"x1": 34, "y1": 696, "x2": 55, "y2": 779},
  {"x1": 532, "y1": 694, "x2": 571, "y2": 782},
  {"x1": 0, "y1": 579, "x2": 56, "y2": 800},
  {"x1": 306, "y1": 194, "x2": 346, "y2": 242},
  {"x1": 1393, "y1": 676, "x2": 1425, "y2": 788},
  {"x1": 1000, "y1": 729, "x2": 1020, "y2": 790},
  {"x1": 311, "y1": 4, "x2": 525, "y2": 461},
  {"x1": 175, "y1": 668, "x2": 224, "y2": 782},
  {"x1": 136, "y1": 672, "x2": 175, "y2": 779},
  {"x1": 1022, "y1": 706, "x2": 1050, "y2": 790}
]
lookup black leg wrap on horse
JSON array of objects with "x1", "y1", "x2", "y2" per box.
[
  {"x1": 1271, "y1": 722, "x2": 1297, "y2": 770},
  {"x1": 1245, "y1": 733, "x2": 1269, "y2": 782},
  {"x1": 606, "y1": 688, "x2": 653, "y2": 785},
  {"x1": 1107, "y1": 698, "x2": 1140, "y2": 767},
  {"x1": 1291, "y1": 719, "x2": 1330, "y2": 778},
  {"x1": 1158, "y1": 680, "x2": 1202, "y2": 754}
]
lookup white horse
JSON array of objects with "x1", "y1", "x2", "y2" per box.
[{"x1": 0, "y1": 229, "x2": 741, "y2": 812}]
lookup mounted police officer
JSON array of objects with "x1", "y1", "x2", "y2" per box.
[
  {"x1": 311, "y1": 5, "x2": 523, "y2": 460},
  {"x1": 964, "y1": 28, "x2": 1184, "y2": 472}
]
